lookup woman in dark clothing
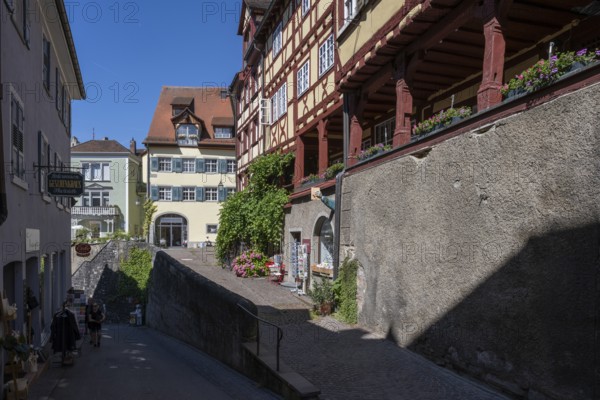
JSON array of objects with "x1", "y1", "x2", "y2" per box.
[{"x1": 87, "y1": 303, "x2": 105, "y2": 347}]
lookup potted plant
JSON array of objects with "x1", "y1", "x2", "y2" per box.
[
  {"x1": 309, "y1": 278, "x2": 335, "y2": 315},
  {"x1": 354, "y1": 143, "x2": 392, "y2": 161},
  {"x1": 413, "y1": 106, "x2": 472, "y2": 136}
]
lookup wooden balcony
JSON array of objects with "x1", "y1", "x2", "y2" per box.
[{"x1": 71, "y1": 206, "x2": 120, "y2": 216}]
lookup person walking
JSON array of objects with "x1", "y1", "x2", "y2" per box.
[{"x1": 87, "y1": 302, "x2": 105, "y2": 347}]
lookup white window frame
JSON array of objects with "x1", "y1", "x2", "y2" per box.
[
  {"x1": 158, "y1": 187, "x2": 172, "y2": 201},
  {"x1": 272, "y1": 21, "x2": 282, "y2": 57},
  {"x1": 205, "y1": 159, "x2": 218, "y2": 173},
  {"x1": 302, "y1": 0, "x2": 310, "y2": 16},
  {"x1": 344, "y1": 0, "x2": 357, "y2": 21},
  {"x1": 271, "y1": 83, "x2": 287, "y2": 123},
  {"x1": 82, "y1": 162, "x2": 111, "y2": 182},
  {"x1": 374, "y1": 117, "x2": 395, "y2": 146},
  {"x1": 205, "y1": 187, "x2": 218, "y2": 202},
  {"x1": 158, "y1": 157, "x2": 172, "y2": 172},
  {"x1": 182, "y1": 187, "x2": 195, "y2": 201},
  {"x1": 182, "y1": 158, "x2": 195, "y2": 173},
  {"x1": 226, "y1": 160, "x2": 236, "y2": 174},
  {"x1": 297, "y1": 60, "x2": 310, "y2": 96},
  {"x1": 215, "y1": 127, "x2": 233, "y2": 139},
  {"x1": 10, "y1": 88, "x2": 25, "y2": 180},
  {"x1": 319, "y1": 34, "x2": 334, "y2": 76}
]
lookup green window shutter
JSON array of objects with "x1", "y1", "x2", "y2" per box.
[
  {"x1": 196, "y1": 158, "x2": 205, "y2": 173},
  {"x1": 173, "y1": 158, "x2": 182, "y2": 173},
  {"x1": 173, "y1": 186, "x2": 182, "y2": 201},
  {"x1": 195, "y1": 187, "x2": 205, "y2": 202},
  {"x1": 150, "y1": 185, "x2": 159, "y2": 201},
  {"x1": 218, "y1": 186, "x2": 226, "y2": 202},
  {"x1": 217, "y1": 159, "x2": 227, "y2": 173},
  {"x1": 150, "y1": 157, "x2": 158, "y2": 172}
]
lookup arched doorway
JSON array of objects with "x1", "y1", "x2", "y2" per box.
[
  {"x1": 154, "y1": 214, "x2": 188, "y2": 247},
  {"x1": 313, "y1": 217, "x2": 334, "y2": 267}
]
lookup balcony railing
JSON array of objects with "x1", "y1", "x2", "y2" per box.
[{"x1": 72, "y1": 206, "x2": 120, "y2": 216}]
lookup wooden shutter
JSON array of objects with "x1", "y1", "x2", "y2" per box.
[
  {"x1": 217, "y1": 159, "x2": 227, "y2": 174},
  {"x1": 195, "y1": 187, "x2": 205, "y2": 202},
  {"x1": 173, "y1": 186, "x2": 182, "y2": 201},
  {"x1": 196, "y1": 158, "x2": 205, "y2": 173},
  {"x1": 218, "y1": 186, "x2": 225, "y2": 202},
  {"x1": 150, "y1": 185, "x2": 159, "y2": 201},
  {"x1": 150, "y1": 157, "x2": 158, "y2": 172},
  {"x1": 173, "y1": 158, "x2": 182, "y2": 173}
]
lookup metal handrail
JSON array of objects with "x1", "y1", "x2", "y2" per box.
[{"x1": 237, "y1": 303, "x2": 284, "y2": 371}]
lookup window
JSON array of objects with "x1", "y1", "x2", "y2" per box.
[
  {"x1": 55, "y1": 69, "x2": 62, "y2": 117},
  {"x1": 344, "y1": 0, "x2": 357, "y2": 21},
  {"x1": 206, "y1": 224, "x2": 218, "y2": 234},
  {"x1": 82, "y1": 191, "x2": 110, "y2": 207},
  {"x1": 39, "y1": 132, "x2": 48, "y2": 194},
  {"x1": 226, "y1": 188, "x2": 236, "y2": 199},
  {"x1": 43, "y1": 36, "x2": 51, "y2": 91},
  {"x1": 227, "y1": 160, "x2": 236, "y2": 174},
  {"x1": 205, "y1": 188, "x2": 218, "y2": 202},
  {"x1": 22, "y1": 0, "x2": 30, "y2": 45},
  {"x1": 182, "y1": 187, "x2": 195, "y2": 201},
  {"x1": 205, "y1": 159, "x2": 217, "y2": 173},
  {"x1": 319, "y1": 34, "x2": 334, "y2": 76},
  {"x1": 159, "y1": 187, "x2": 172, "y2": 201},
  {"x1": 182, "y1": 158, "x2": 195, "y2": 173},
  {"x1": 215, "y1": 127, "x2": 233, "y2": 138},
  {"x1": 158, "y1": 157, "x2": 172, "y2": 172},
  {"x1": 11, "y1": 92, "x2": 25, "y2": 179},
  {"x1": 172, "y1": 106, "x2": 185, "y2": 116},
  {"x1": 302, "y1": 0, "x2": 310, "y2": 15},
  {"x1": 297, "y1": 60, "x2": 310, "y2": 96},
  {"x1": 375, "y1": 117, "x2": 395, "y2": 146},
  {"x1": 82, "y1": 162, "x2": 110, "y2": 181},
  {"x1": 177, "y1": 124, "x2": 199, "y2": 145},
  {"x1": 272, "y1": 22, "x2": 282, "y2": 57},
  {"x1": 271, "y1": 83, "x2": 287, "y2": 122}
]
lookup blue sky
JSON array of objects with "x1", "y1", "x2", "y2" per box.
[{"x1": 69, "y1": 1, "x2": 242, "y2": 148}]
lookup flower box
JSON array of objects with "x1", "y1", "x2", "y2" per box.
[
  {"x1": 413, "y1": 106, "x2": 472, "y2": 137},
  {"x1": 501, "y1": 48, "x2": 600, "y2": 99}
]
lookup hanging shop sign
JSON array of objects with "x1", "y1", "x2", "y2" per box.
[
  {"x1": 47, "y1": 172, "x2": 84, "y2": 196},
  {"x1": 75, "y1": 243, "x2": 91, "y2": 257}
]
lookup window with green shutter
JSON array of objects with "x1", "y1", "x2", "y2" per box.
[
  {"x1": 150, "y1": 185, "x2": 159, "y2": 201},
  {"x1": 173, "y1": 158, "x2": 183, "y2": 173},
  {"x1": 150, "y1": 157, "x2": 159, "y2": 172},
  {"x1": 195, "y1": 187, "x2": 205, "y2": 201},
  {"x1": 196, "y1": 158, "x2": 205, "y2": 173}
]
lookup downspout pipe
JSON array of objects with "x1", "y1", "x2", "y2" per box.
[{"x1": 0, "y1": 29, "x2": 7, "y2": 226}]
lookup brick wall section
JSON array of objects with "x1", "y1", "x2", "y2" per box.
[
  {"x1": 340, "y1": 83, "x2": 600, "y2": 400},
  {"x1": 146, "y1": 251, "x2": 257, "y2": 371}
]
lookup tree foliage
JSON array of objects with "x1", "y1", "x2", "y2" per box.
[
  {"x1": 118, "y1": 247, "x2": 153, "y2": 303},
  {"x1": 216, "y1": 152, "x2": 294, "y2": 262},
  {"x1": 143, "y1": 199, "x2": 157, "y2": 240}
]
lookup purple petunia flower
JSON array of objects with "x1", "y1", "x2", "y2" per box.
[
  {"x1": 551, "y1": 68, "x2": 558, "y2": 74},
  {"x1": 577, "y1": 48, "x2": 587, "y2": 57}
]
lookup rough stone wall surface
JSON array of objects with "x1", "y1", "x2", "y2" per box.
[
  {"x1": 340, "y1": 83, "x2": 600, "y2": 400},
  {"x1": 70, "y1": 243, "x2": 106, "y2": 275},
  {"x1": 146, "y1": 251, "x2": 257, "y2": 371},
  {"x1": 71, "y1": 241, "x2": 154, "y2": 320}
]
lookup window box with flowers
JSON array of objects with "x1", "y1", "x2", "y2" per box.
[
  {"x1": 413, "y1": 106, "x2": 473, "y2": 138},
  {"x1": 501, "y1": 48, "x2": 600, "y2": 99},
  {"x1": 353, "y1": 143, "x2": 392, "y2": 161}
]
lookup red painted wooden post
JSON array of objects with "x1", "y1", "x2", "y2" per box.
[
  {"x1": 317, "y1": 119, "x2": 328, "y2": 175},
  {"x1": 477, "y1": 16, "x2": 506, "y2": 111},
  {"x1": 347, "y1": 96, "x2": 363, "y2": 167},
  {"x1": 294, "y1": 135, "x2": 305, "y2": 186},
  {"x1": 393, "y1": 54, "x2": 413, "y2": 147}
]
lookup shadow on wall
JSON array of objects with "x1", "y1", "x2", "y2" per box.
[
  {"x1": 385, "y1": 223, "x2": 599, "y2": 400},
  {"x1": 89, "y1": 264, "x2": 144, "y2": 323}
]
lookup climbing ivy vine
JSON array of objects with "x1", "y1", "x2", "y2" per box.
[{"x1": 216, "y1": 152, "x2": 294, "y2": 262}]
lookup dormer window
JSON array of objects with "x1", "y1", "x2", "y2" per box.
[
  {"x1": 172, "y1": 106, "x2": 185, "y2": 116},
  {"x1": 177, "y1": 124, "x2": 199, "y2": 146},
  {"x1": 214, "y1": 126, "x2": 233, "y2": 139}
]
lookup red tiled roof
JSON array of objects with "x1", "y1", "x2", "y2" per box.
[
  {"x1": 71, "y1": 139, "x2": 130, "y2": 153},
  {"x1": 144, "y1": 86, "x2": 233, "y2": 145}
]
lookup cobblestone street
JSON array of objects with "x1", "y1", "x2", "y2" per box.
[{"x1": 167, "y1": 248, "x2": 509, "y2": 400}]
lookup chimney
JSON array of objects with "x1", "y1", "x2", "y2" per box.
[
  {"x1": 103, "y1": 137, "x2": 109, "y2": 141},
  {"x1": 130, "y1": 138, "x2": 137, "y2": 154}
]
